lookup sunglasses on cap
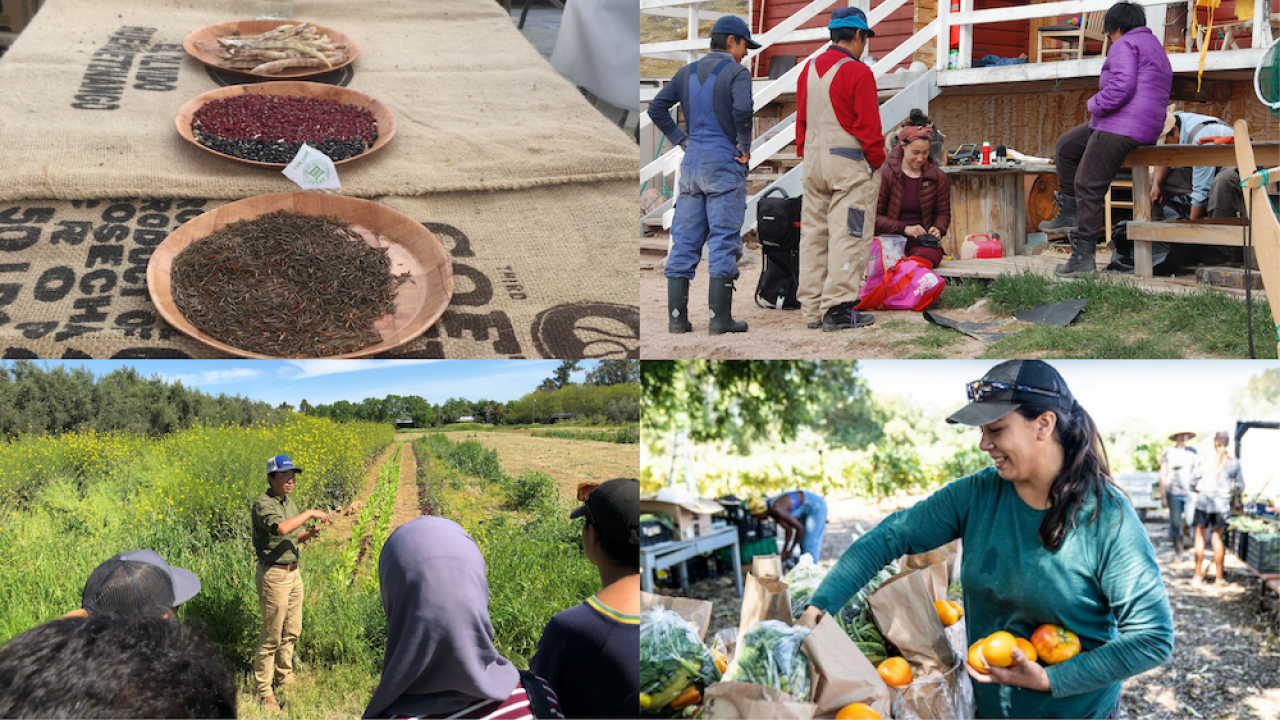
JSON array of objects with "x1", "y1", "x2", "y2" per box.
[
  {"x1": 576, "y1": 483, "x2": 599, "y2": 502},
  {"x1": 966, "y1": 380, "x2": 1062, "y2": 404}
]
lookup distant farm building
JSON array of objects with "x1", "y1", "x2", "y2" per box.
[
  {"x1": 549, "y1": 412, "x2": 577, "y2": 423},
  {"x1": 395, "y1": 417, "x2": 414, "y2": 429},
  {"x1": 456, "y1": 415, "x2": 477, "y2": 423}
]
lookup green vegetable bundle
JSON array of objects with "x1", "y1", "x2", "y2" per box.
[
  {"x1": 783, "y1": 554, "x2": 826, "y2": 619},
  {"x1": 640, "y1": 605, "x2": 721, "y2": 712},
  {"x1": 722, "y1": 620, "x2": 812, "y2": 700}
]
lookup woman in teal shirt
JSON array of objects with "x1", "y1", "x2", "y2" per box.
[{"x1": 804, "y1": 360, "x2": 1172, "y2": 719}]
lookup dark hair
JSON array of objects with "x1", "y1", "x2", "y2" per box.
[
  {"x1": 710, "y1": 32, "x2": 730, "y2": 50},
  {"x1": 904, "y1": 108, "x2": 931, "y2": 127},
  {"x1": 0, "y1": 613, "x2": 237, "y2": 718},
  {"x1": 1013, "y1": 399, "x2": 1117, "y2": 552},
  {"x1": 1103, "y1": 1, "x2": 1147, "y2": 35},
  {"x1": 830, "y1": 27, "x2": 868, "y2": 44},
  {"x1": 587, "y1": 520, "x2": 639, "y2": 569}
]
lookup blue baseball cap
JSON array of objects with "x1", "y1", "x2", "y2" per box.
[
  {"x1": 267, "y1": 455, "x2": 303, "y2": 474},
  {"x1": 711, "y1": 15, "x2": 762, "y2": 49},
  {"x1": 830, "y1": 7, "x2": 876, "y2": 37}
]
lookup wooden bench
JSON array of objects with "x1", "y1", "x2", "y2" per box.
[{"x1": 1121, "y1": 142, "x2": 1280, "y2": 278}]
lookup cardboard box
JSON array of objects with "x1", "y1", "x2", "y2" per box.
[
  {"x1": 640, "y1": 497, "x2": 722, "y2": 541},
  {"x1": 0, "y1": 0, "x2": 41, "y2": 33}
]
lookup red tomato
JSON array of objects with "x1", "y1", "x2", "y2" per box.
[{"x1": 1030, "y1": 624, "x2": 1082, "y2": 665}]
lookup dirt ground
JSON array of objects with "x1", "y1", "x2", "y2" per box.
[
  {"x1": 641, "y1": 259, "x2": 996, "y2": 359},
  {"x1": 389, "y1": 443, "x2": 423, "y2": 531},
  {"x1": 650, "y1": 494, "x2": 1280, "y2": 719},
  {"x1": 322, "y1": 444, "x2": 397, "y2": 547}
]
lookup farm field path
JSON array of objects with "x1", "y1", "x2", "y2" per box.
[
  {"x1": 389, "y1": 441, "x2": 421, "y2": 532},
  {"x1": 322, "y1": 443, "x2": 397, "y2": 549},
  {"x1": 446, "y1": 432, "x2": 639, "y2": 501}
]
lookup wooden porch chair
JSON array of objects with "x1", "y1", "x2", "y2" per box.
[
  {"x1": 1037, "y1": 11, "x2": 1109, "y2": 62},
  {"x1": 1232, "y1": 119, "x2": 1280, "y2": 357}
]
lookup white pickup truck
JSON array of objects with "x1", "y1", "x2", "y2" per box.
[{"x1": 1115, "y1": 472, "x2": 1162, "y2": 520}]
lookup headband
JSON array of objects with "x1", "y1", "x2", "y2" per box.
[{"x1": 898, "y1": 125, "x2": 932, "y2": 144}]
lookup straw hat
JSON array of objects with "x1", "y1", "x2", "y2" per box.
[{"x1": 1168, "y1": 430, "x2": 1196, "y2": 441}]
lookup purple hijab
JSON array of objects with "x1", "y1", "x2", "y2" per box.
[{"x1": 362, "y1": 516, "x2": 520, "y2": 719}]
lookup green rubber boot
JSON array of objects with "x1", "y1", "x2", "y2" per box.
[
  {"x1": 667, "y1": 277, "x2": 693, "y2": 333},
  {"x1": 708, "y1": 278, "x2": 748, "y2": 335}
]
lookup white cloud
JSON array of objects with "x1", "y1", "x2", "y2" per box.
[
  {"x1": 281, "y1": 360, "x2": 442, "y2": 379},
  {"x1": 165, "y1": 368, "x2": 265, "y2": 386}
]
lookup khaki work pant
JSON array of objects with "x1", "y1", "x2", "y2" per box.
[
  {"x1": 799, "y1": 154, "x2": 880, "y2": 322},
  {"x1": 254, "y1": 563, "x2": 304, "y2": 699}
]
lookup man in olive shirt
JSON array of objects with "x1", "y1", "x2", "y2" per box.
[{"x1": 251, "y1": 455, "x2": 330, "y2": 712}]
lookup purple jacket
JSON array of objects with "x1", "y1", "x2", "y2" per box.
[{"x1": 1087, "y1": 27, "x2": 1172, "y2": 144}]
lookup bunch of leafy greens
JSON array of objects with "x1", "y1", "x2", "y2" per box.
[
  {"x1": 640, "y1": 605, "x2": 721, "y2": 711},
  {"x1": 722, "y1": 620, "x2": 812, "y2": 700}
]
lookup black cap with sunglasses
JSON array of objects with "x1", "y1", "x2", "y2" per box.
[
  {"x1": 570, "y1": 478, "x2": 639, "y2": 547},
  {"x1": 947, "y1": 360, "x2": 1075, "y2": 427}
]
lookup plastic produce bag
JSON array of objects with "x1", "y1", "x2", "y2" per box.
[
  {"x1": 640, "y1": 605, "x2": 722, "y2": 712},
  {"x1": 891, "y1": 658, "x2": 976, "y2": 720},
  {"x1": 723, "y1": 620, "x2": 813, "y2": 701},
  {"x1": 783, "y1": 553, "x2": 826, "y2": 619}
]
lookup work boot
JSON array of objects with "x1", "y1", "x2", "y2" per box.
[
  {"x1": 1039, "y1": 193, "x2": 1078, "y2": 233},
  {"x1": 1055, "y1": 237, "x2": 1098, "y2": 277},
  {"x1": 667, "y1": 277, "x2": 693, "y2": 333},
  {"x1": 261, "y1": 695, "x2": 282, "y2": 713},
  {"x1": 708, "y1": 277, "x2": 748, "y2": 334},
  {"x1": 1173, "y1": 535, "x2": 1184, "y2": 557}
]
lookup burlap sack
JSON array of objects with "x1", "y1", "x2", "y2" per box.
[
  {"x1": 0, "y1": 0, "x2": 637, "y2": 201},
  {"x1": 0, "y1": 0, "x2": 638, "y2": 358},
  {"x1": 0, "y1": 183, "x2": 637, "y2": 358}
]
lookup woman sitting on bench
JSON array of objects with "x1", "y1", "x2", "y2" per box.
[{"x1": 876, "y1": 109, "x2": 950, "y2": 268}]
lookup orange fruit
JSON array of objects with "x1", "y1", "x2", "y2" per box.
[
  {"x1": 967, "y1": 640, "x2": 989, "y2": 674},
  {"x1": 1015, "y1": 637, "x2": 1038, "y2": 663},
  {"x1": 877, "y1": 657, "x2": 913, "y2": 687},
  {"x1": 835, "y1": 702, "x2": 882, "y2": 719},
  {"x1": 981, "y1": 631, "x2": 1017, "y2": 668},
  {"x1": 934, "y1": 599, "x2": 961, "y2": 627},
  {"x1": 948, "y1": 600, "x2": 964, "y2": 621}
]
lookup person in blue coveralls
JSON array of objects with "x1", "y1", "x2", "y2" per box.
[{"x1": 648, "y1": 16, "x2": 757, "y2": 336}]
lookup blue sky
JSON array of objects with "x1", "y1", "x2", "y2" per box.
[
  {"x1": 857, "y1": 360, "x2": 1280, "y2": 434},
  {"x1": 1, "y1": 360, "x2": 594, "y2": 407}
]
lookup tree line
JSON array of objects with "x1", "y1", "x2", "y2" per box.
[
  {"x1": 0, "y1": 361, "x2": 289, "y2": 438},
  {"x1": 303, "y1": 361, "x2": 641, "y2": 426}
]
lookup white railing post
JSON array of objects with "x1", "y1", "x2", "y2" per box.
[
  {"x1": 687, "y1": 3, "x2": 699, "y2": 66},
  {"x1": 937, "y1": 0, "x2": 951, "y2": 69},
  {"x1": 1254, "y1": 0, "x2": 1272, "y2": 49},
  {"x1": 958, "y1": 0, "x2": 974, "y2": 69}
]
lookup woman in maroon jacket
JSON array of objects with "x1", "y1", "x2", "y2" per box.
[{"x1": 876, "y1": 110, "x2": 951, "y2": 268}]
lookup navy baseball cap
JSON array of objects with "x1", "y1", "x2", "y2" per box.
[
  {"x1": 267, "y1": 455, "x2": 303, "y2": 474},
  {"x1": 947, "y1": 360, "x2": 1074, "y2": 427},
  {"x1": 570, "y1": 478, "x2": 639, "y2": 546},
  {"x1": 711, "y1": 15, "x2": 762, "y2": 49},
  {"x1": 830, "y1": 7, "x2": 876, "y2": 37}
]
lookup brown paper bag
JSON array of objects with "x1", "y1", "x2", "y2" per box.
[
  {"x1": 703, "y1": 682, "x2": 815, "y2": 720},
  {"x1": 868, "y1": 570, "x2": 955, "y2": 674},
  {"x1": 803, "y1": 615, "x2": 894, "y2": 719},
  {"x1": 904, "y1": 539, "x2": 961, "y2": 576},
  {"x1": 752, "y1": 554, "x2": 784, "y2": 579},
  {"x1": 640, "y1": 591, "x2": 713, "y2": 641},
  {"x1": 737, "y1": 573, "x2": 793, "y2": 642}
]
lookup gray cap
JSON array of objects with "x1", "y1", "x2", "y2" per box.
[
  {"x1": 947, "y1": 360, "x2": 1074, "y2": 427},
  {"x1": 115, "y1": 549, "x2": 201, "y2": 606}
]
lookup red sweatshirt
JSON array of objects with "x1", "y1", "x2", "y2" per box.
[{"x1": 796, "y1": 45, "x2": 885, "y2": 169}]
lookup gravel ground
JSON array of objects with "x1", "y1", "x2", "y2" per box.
[{"x1": 649, "y1": 496, "x2": 1280, "y2": 718}]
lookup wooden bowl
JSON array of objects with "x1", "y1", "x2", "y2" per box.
[
  {"x1": 147, "y1": 193, "x2": 453, "y2": 359},
  {"x1": 183, "y1": 20, "x2": 360, "y2": 81},
  {"x1": 175, "y1": 81, "x2": 395, "y2": 168}
]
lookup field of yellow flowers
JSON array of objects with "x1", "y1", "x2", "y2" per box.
[{"x1": 0, "y1": 416, "x2": 393, "y2": 697}]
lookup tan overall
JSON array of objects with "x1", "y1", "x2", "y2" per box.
[{"x1": 798, "y1": 56, "x2": 880, "y2": 324}]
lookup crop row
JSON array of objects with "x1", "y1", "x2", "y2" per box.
[{"x1": 341, "y1": 444, "x2": 402, "y2": 584}]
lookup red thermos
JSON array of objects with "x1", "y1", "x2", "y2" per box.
[{"x1": 981, "y1": 142, "x2": 991, "y2": 165}]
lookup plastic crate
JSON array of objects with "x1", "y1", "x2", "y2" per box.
[
  {"x1": 1239, "y1": 531, "x2": 1251, "y2": 561},
  {"x1": 717, "y1": 536, "x2": 779, "y2": 566},
  {"x1": 1247, "y1": 535, "x2": 1280, "y2": 574}
]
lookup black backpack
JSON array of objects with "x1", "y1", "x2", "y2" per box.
[{"x1": 755, "y1": 187, "x2": 803, "y2": 310}]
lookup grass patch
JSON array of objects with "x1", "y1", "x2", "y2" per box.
[
  {"x1": 530, "y1": 427, "x2": 639, "y2": 444},
  {"x1": 934, "y1": 278, "x2": 989, "y2": 310},
  {"x1": 959, "y1": 270, "x2": 1278, "y2": 358}
]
